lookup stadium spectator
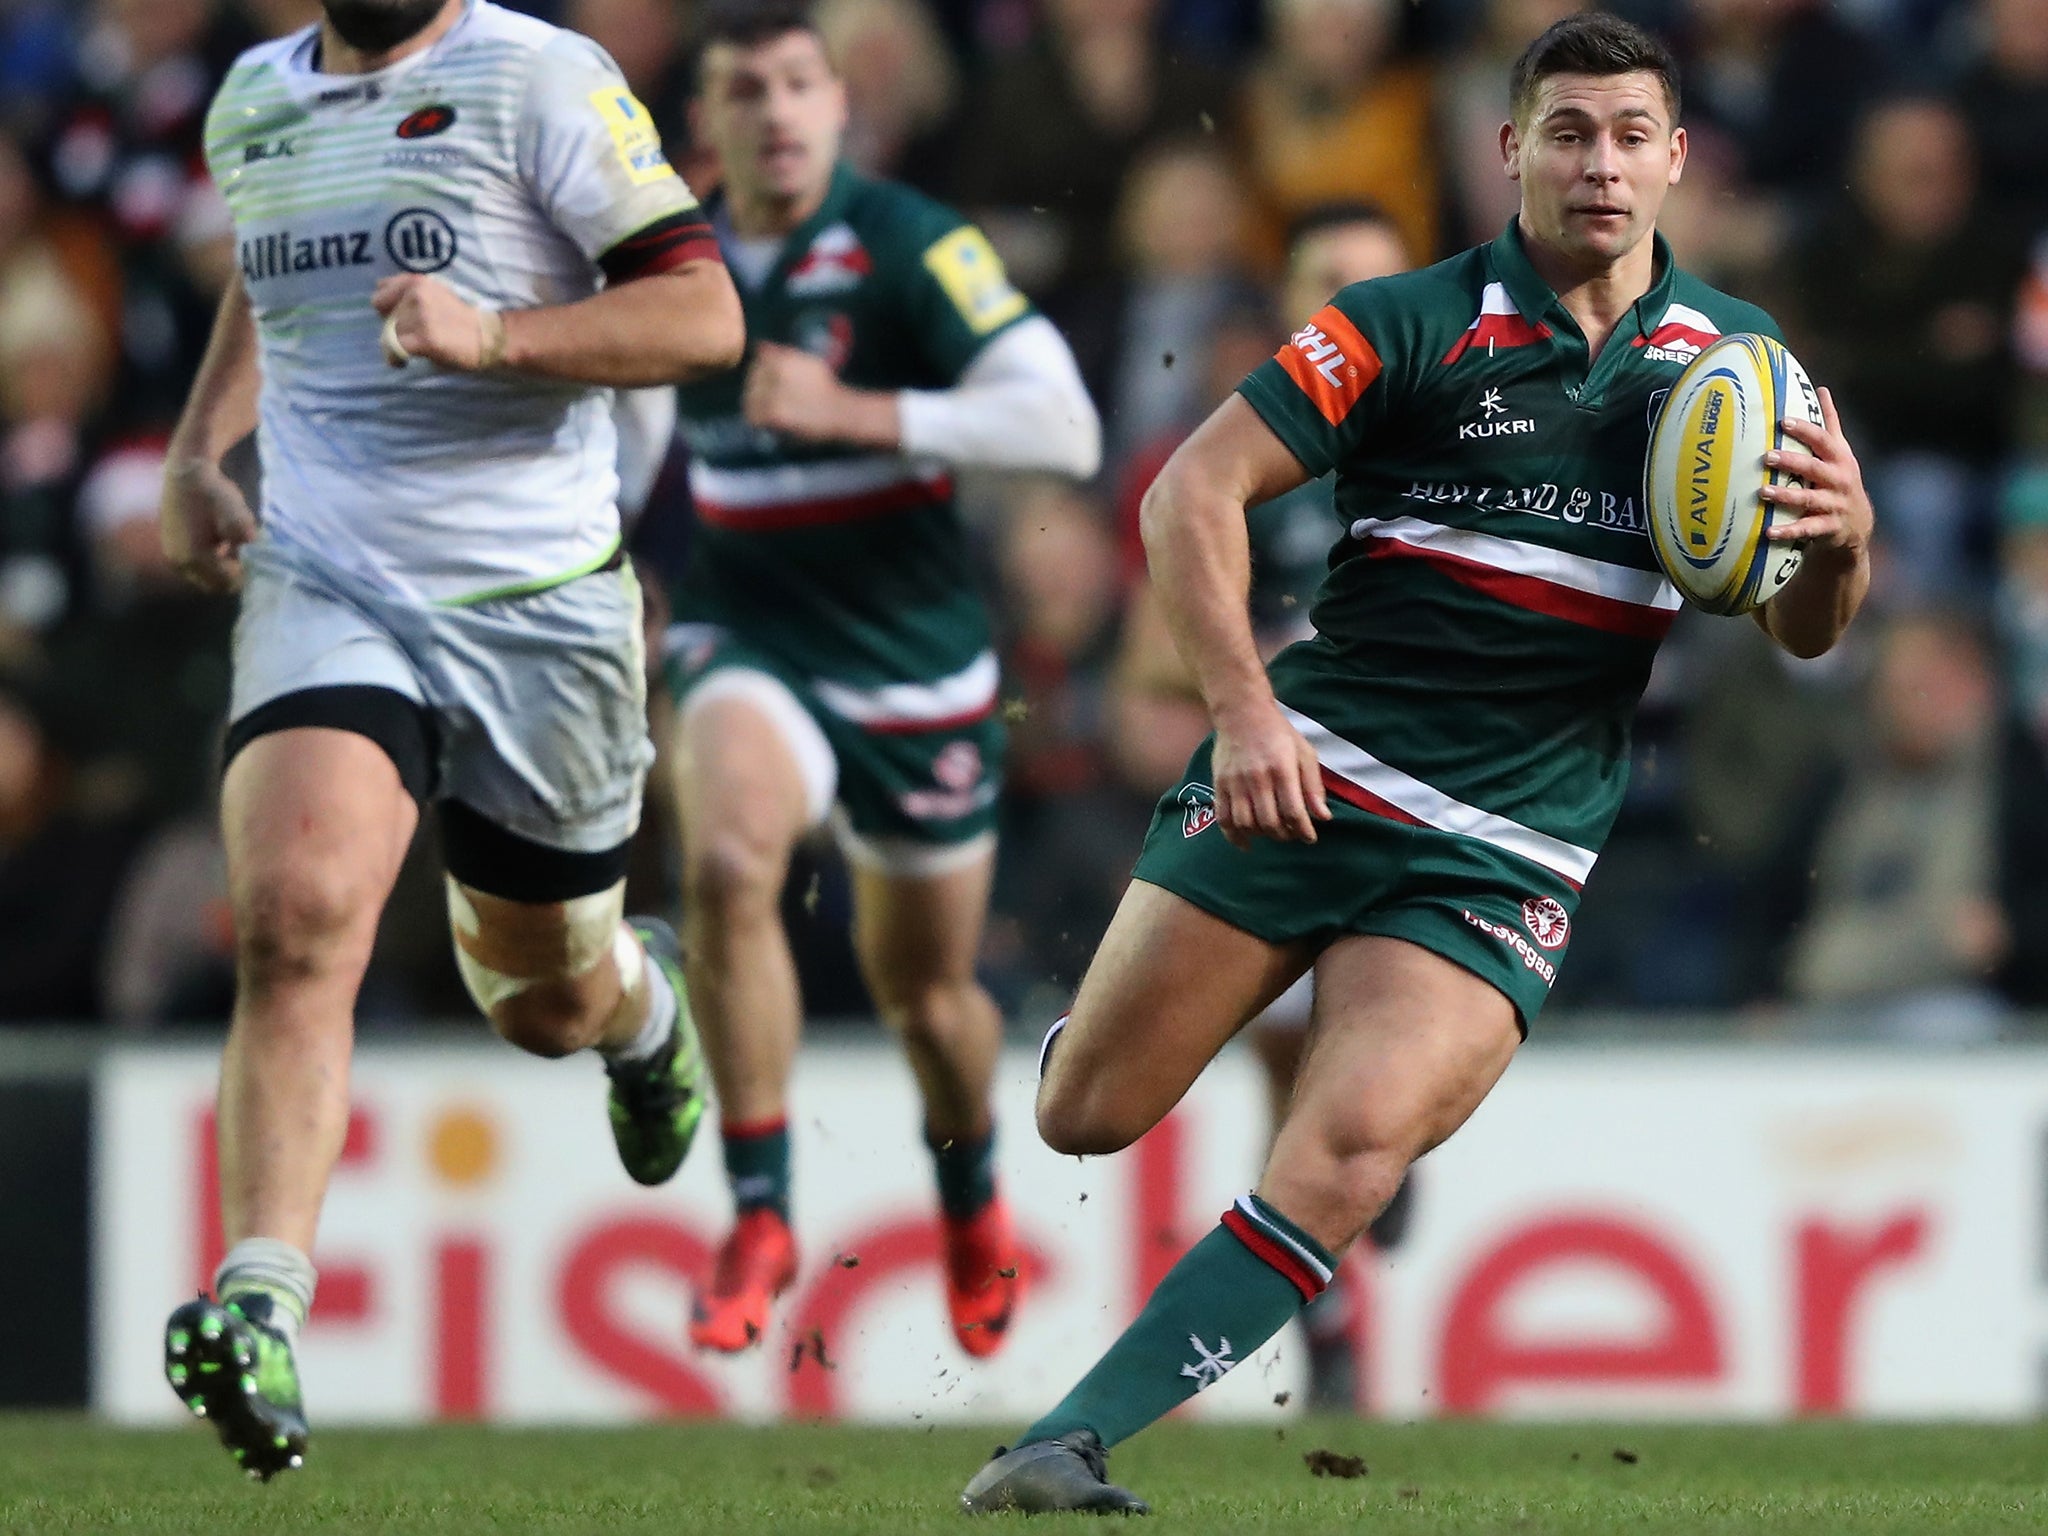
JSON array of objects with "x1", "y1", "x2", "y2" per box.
[
  {"x1": 1655, "y1": 128, "x2": 1783, "y2": 299},
  {"x1": 42, "y1": 0, "x2": 240, "y2": 436},
  {"x1": 948, "y1": 0, "x2": 1234, "y2": 302},
  {"x1": 0, "y1": 665, "x2": 143, "y2": 1024},
  {"x1": 1674, "y1": 0, "x2": 1878, "y2": 204},
  {"x1": 44, "y1": 442, "x2": 232, "y2": 823},
  {"x1": 1953, "y1": 0, "x2": 2048, "y2": 233},
  {"x1": 1992, "y1": 464, "x2": 2048, "y2": 1009},
  {"x1": 1062, "y1": 137, "x2": 1260, "y2": 472},
  {"x1": 0, "y1": 130, "x2": 116, "y2": 645},
  {"x1": 1780, "y1": 611, "x2": 2009, "y2": 1042},
  {"x1": 0, "y1": 2, "x2": 80, "y2": 138},
  {"x1": 1778, "y1": 94, "x2": 2028, "y2": 601},
  {"x1": 815, "y1": 0, "x2": 961, "y2": 186},
  {"x1": 1241, "y1": 0, "x2": 1438, "y2": 265}
]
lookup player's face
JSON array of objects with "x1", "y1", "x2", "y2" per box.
[
  {"x1": 699, "y1": 31, "x2": 848, "y2": 208},
  {"x1": 1503, "y1": 72, "x2": 1685, "y2": 269},
  {"x1": 1283, "y1": 221, "x2": 1409, "y2": 321}
]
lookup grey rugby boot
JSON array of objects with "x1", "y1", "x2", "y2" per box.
[{"x1": 960, "y1": 1430, "x2": 1149, "y2": 1515}]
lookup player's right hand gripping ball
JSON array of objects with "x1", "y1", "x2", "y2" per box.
[{"x1": 1644, "y1": 333, "x2": 1823, "y2": 615}]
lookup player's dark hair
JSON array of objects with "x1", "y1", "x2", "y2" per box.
[
  {"x1": 1285, "y1": 200, "x2": 1401, "y2": 255},
  {"x1": 695, "y1": 0, "x2": 826, "y2": 58},
  {"x1": 1508, "y1": 13, "x2": 1680, "y2": 126}
]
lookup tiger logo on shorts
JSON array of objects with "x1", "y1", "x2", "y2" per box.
[
  {"x1": 1521, "y1": 896, "x2": 1571, "y2": 950},
  {"x1": 1179, "y1": 783, "x2": 1217, "y2": 839}
]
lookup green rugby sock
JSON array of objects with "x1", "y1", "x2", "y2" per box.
[
  {"x1": 1021, "y1": 1193, "x2": 1334, "y2": 1449},
  {"x1": 926, "y1": 1123, "x2": 997, "y2": 1220},
  {"x1": 722, "y1": 1117, "x2": 791, "y2": 1221}
]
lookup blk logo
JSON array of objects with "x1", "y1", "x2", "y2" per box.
[{"x1": 386, "y1": 208, "x2": 457, "y2": 273}]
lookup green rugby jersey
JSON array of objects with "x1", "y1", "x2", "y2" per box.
[
  {"x1": 1247, "y1": 476, "x2": 1342, "y2": 648},
  {"x1": 1238, "y1": 221, "x2": 1779, "y2": 889},
  {"x1": 671, "y1": 164, "x2": 1034, "y2": 730}
]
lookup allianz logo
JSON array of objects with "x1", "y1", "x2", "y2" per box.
[
  {"x1": 238, "y1": 209, "x2": 458, "y2": 284},
  {"x1": 1458, "y1": 387, "x2": 1537, "y2": 440}
]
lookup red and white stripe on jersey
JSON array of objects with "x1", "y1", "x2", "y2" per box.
[
  {"x1": 1221, "y1": 1196, "x2": 1333, "y2": 1302},
  {"x1": 811, "y1": 649, "x2": 999, "y2": 734},
  {"x1": 1441, "y1": 282, "x2": 1553, "y2": 365},
  {"x1": 1349, "y1": 514, "x2": 1683, "y2": 639},
  {"x1": 1634, "y1": 301, "x2": 1721, "y2": 356},
  {"x1": 689, "y1": 454, "x2": 953, "y2": 532},
  {"x1": 1281, "y1": 703, "x2": 1600, "y2": 888}
]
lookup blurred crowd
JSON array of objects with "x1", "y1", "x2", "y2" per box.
[{"x1": 1, "y1": 0, "x2": 2045, "y2": 1041}]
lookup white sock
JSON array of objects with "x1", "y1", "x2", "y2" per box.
[
  {"x1": 215, "y1": 1237, "x2": 316, "y2": 1342},
  {"x1": 604, "y1": 931, "x2": 677, "y2": 1063}
]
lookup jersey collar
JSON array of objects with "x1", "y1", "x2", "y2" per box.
[
  {"x1": 706, "y1": 160, "x2": 861, "y2": 278},
  {"x1": 1487, "y1": 218, "x2": 1676, "y2": 348}
]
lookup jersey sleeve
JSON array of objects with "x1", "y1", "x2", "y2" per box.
[
  {"x1": 1236, "y1": 282, "x2": 1400, "y2": 478},
  {"x1": 891, "y1": 196, "x2": 1036, "y2": 383},
  {"x1": 517, "y1": 35, "x2": 719, "y2": 284}
]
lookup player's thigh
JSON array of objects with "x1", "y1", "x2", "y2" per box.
[
  {"x1": 1260, "y1": 935, "x2": 1518, "y2": 1244},
  {"x1": 670, "y1": 667, "x2": 833, "y2": 897},
  {"x1": 220, "y1": 723, "x2": 419, "y2": 966},
  {"x1": 222, "y1": 544, "x2": 425, "y2": 920},
  {"x1": 1039, "y1": 878, "x2": 1314, "y2": 1155},
  {"x1": 846, "y1": 841, "x2": 996, "y2": 1005},
  {"x1": 432, "y1": 563, "x2": 654, "y2": 865}
]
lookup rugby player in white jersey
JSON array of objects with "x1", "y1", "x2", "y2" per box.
[{"x1": 156, "y1": 0, "x2": 742, "y2": 1479}]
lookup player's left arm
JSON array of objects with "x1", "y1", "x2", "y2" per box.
[
  {"x1": 744, "y1": 216, "x2": 1100, "y2": 478},
  {"x1": 1753, "y1": 386, "x2": 1875, "y2": 659}
]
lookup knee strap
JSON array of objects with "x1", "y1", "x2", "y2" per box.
[{"x1": 446, "y1": 878, "x2": 624, "y2": 1014}]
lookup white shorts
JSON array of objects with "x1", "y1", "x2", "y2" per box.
[{"x1": 229, "y1": 536, "x2": 652, "y2": 856}]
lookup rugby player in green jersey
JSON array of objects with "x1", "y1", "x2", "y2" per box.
[
  {"x1": 1112, "y1": 199, "x2": 1415, "y2": 1412},
  {"x1": 964, "y1": 13, "x2": 1874, "y2": 1513},
  {"x1": 666, "y1": 3, "x2": 1100, "y2": 1358}
]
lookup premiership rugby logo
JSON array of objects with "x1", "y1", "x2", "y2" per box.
[
  {"x1": 1179, "y1": 783, "x2": 1217, "y2": 838},
  {"x1": 1521, "y1": 897, "x2": 1571, "y2": 950}
]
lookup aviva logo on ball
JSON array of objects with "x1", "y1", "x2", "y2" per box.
[{"x1": 1677, "y1": 373, "x2": 1739, "y2": 569}]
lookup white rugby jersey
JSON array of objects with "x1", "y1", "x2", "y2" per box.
[{"x1": 205, "y1": 0, "x2": 714, "y2": 603}]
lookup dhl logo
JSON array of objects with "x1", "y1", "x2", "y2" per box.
[{"x1": 1276, "y1": 304, "x2": 1382, "y2": 426}]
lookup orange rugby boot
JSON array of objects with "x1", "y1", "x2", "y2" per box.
[
  {"x1": 944, "y1": 1196, "x2": 1024, "y2": 1358},
  {"x1": 690, "y1": 1208, "x2": 798, "y2": 1353}
]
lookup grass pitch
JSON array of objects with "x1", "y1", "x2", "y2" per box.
[{"x1": 4, "y1": 1416, "x2": 2046, "y2": 1534}]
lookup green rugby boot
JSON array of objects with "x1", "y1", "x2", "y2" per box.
[
  {"x1": 605, "y1": 917, "x2": 707, "y2": 1186},
  {"x1": 164, "y1": 1291, "x2": 308, "y2": 1482}
]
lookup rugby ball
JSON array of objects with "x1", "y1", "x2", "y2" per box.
[{"x1": 1645, "y1": 333, "x2": 1823, "y2": 615}]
